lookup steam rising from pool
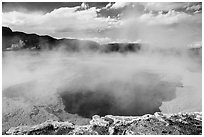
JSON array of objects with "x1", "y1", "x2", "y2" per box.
[{"x1": 2, "y1": 49, "x2": 202, "y2": 118}]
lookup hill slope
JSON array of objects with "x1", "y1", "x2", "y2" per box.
[{"x1": 2, "y1": 26, "x2": 141, "y2": 53}]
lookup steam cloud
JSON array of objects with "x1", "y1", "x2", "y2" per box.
[{"x1": 2, "y1": 47, "x2": 202, "y2": 118}]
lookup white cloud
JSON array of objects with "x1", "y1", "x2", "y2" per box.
[
  {"x1": 106, "y1": 8, "x2": 201, "y2": 48},
  {"x1": 105, "y1": 2, "x2": 112, "y2": 9},
  {"x1": 142, "y1": 2, "x2": 188, "y2": 11},
  {"x1": 186, "y1": 4, "x2": 201, "y2": 11},
  {"x1": 111, "y1": 2, "x2": 130, "y2": 9},
  {"x1": 3, "y1": 6, "x2": 118, "y2": 38},
  {"x1": 80, "y1": 2, "x2": 89, "y2": 10},
  {"x1": 2, "y1": 2, "x2": 201, "y2": 47},
  {"x1": 139, "y1": 10, "x2": 192, "y2": 26}
]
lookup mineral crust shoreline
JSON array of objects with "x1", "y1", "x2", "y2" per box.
[{"x1": 5, "y1": 112, "x2": 202, "y2": 135}]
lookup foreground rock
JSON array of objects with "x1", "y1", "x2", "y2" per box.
[{"x1": 5, "y1": 112, "x2": 202, "y2": 135}]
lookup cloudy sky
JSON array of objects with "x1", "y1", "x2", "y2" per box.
[{"x1": 2, "y1": 2, "x2": 202, "y2": 47}]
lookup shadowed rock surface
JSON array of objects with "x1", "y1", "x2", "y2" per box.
[{"x1": 5, "y1": 112, "x2": 202, "y2": 135}]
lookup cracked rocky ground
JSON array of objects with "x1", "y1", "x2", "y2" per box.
[{"x1": 5, "y1": 112, "x2": 202, "y2": 135}]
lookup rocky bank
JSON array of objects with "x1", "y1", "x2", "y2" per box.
[{"x1": 5, "y1": 112, "x2": 202, "y2": 135}]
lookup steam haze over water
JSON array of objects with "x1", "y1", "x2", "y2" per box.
[{"x1": 2, "y1": 50, "x2": 201, "y2": 117}]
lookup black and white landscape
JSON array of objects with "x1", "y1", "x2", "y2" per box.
[{"x1": 2, "y1": 2, "x2": 202, "y2": 135}]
